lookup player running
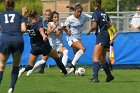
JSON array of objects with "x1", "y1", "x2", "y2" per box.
[
  {"x1": 0, "y1": 0, "x2": 26, "y2": 93},
  {"x1": 26, "y1": 11, "x2": 69, "y2": 76},
  {"x1": 18, "y1": 10, "x2": 67, "y2": 77},
  {"x1": 86, "y1": 0, "x2": 114, "y2": 83},
  {"x1": 60, "y1": 3, "x2": 92, "y2": 74}
]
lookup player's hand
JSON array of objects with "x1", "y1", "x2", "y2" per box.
[
  {"x1": 43, "y1": 35, "x2": 48, "y2": 42},
  {"x1": 55, "y1": 21, "x2": 59, "y2": 27}
]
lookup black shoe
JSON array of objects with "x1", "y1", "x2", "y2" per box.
[
  {"x1": 90, "y1": 78, "x2": 99, "y2": 83},
  {"x1": 38, "y1": 69, "x2": 44, "y2": 74},
  {"x1": 106, "y1": 75, "x2": 114, "y2": 82}
]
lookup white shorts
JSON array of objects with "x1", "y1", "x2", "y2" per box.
[{"x1": 67, "y1": 36, "x2": 80, "y2": 46}]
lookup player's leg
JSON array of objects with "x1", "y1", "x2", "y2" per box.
[
  {"x1": 68, "y1": 41, "x2": 85, "y2": 74},
  {"x1": 0, "y1": 53, "x2": 9, "y2": 84},
  {"x1": 8, "y1": 53, "x2": 22, "y2": 92},
  {"x1": 26, "y1": 55, "x2": 48, "y2": 76},
  {"x1": 106, "y1": 50, "x2": 113, "y2": 71},
  {"x1": 90, "y1": 44, "x2": 103, "y2": 83},
  {"x1": 57, "y1": 47, "x2": 68, "y2": 67},
  {"x1": 18, "y1": 53, "x2": 38, "y2": 77},
  {"x1": 48, "y1": 49, "x2": 67, "y2": 75},
  {"x1": 100, "y1": 49, "x2": 114, "y2": 82}
]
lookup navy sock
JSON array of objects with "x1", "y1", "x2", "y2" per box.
[
  {"x1": 93, "y1": 62, "x2": 100, "y2": 80},
  {"x1": 0, "y1": 71, "x2": 4, "y2": 84},
  {"x1": 40, "y1": 63, "x2": 46, "y2": 71},
  {"x1": 10, "y1": 66, "x2": 19, "y2": 89},
  {"x1": 54, "y1": 58, "x2": 67, "y2": 74},
  {"x1": 25, "y1": 65, "x2": 33, "y2": 71},
  {"x1": 102, "y1": 63, "x2": 112, "y2": 77}
]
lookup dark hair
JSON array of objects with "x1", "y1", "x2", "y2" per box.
[
  {"x1": 28, "y1": 10, "x2": 38, "y2": 18},
  {"x1": 51, "y1": 11, "x2": 59, "y2": 18},
  {"x1": 5, "y1": 0, "x2": 15, "y2": 10},
  {"x1": 93, "y1": 0, "x2": 102, "y2": 8},
  {"x1": 66, "y1": 2, "x2": 83, "y2": 11}
]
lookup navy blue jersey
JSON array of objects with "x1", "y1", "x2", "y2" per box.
[
  {"x1": 0, "y1": 10, "x2": 25, "y2": 36},
  {"x1": 92, "y1": 9, "x2": 110, "y2": 35},
  {"x1": 0, "y1": 10, "x2": 25, "y2": 54},
  {"x1": 27, "y1": 21, "x2": 44, "y2": 44}
]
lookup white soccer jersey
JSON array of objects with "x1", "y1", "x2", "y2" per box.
[
  {"x1": 48, "y1": 22, "x2": 63, "y2": 48},
  {"x1": 131, "y1": 13, "x2": 140, "y2": 28},
  {"x1": 64, "y1": 13, "x2": 91, "y2": 39}
]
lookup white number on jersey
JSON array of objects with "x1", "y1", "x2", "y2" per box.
[
  {"x1": 101, "y1": 13, "x2": 108, "y2": 22},
  {"x1": 4, "y1": 14, "x2": 15, "y2": 23},
  {"x1": 27, "y1": 29, "x2": 36, "y2": 36}
]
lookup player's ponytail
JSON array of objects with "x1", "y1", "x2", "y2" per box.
[{"x1": 5, "y1": 0, "x2": 15, "y2": 10}]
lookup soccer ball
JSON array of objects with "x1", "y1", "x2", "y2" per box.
[{"x1": 75, "y1": 67, "x2": 86, "y2": 76}]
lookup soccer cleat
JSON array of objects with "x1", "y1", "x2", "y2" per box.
[
  {"x1": 38, "y1": 69, "x2": 44, "y2": 74},
  {"x1": 106, "y1": 75, "x2": 114, "y2": 82},
  {"x1": 8, "y1": 88, "x2": 13, "y2": 93},
  {"x1": 68, "y1": 63, "x2": 76, "y2": 74},
  {"x1": 26, "y1": 70, "x2": 33, "y2": 76},
  {"x1": 67, "y1": 68, "x2": 74, "y2": 74},
  {"x1": 18, "y1": 68, "x2": 25, "y2": 78},
  {"x1": 90, "y1": 78, "x2": 99, "y2": 83}
]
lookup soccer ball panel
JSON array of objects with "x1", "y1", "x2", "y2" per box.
[{"x1": 75, "y1": 67, "x2": 85, "y2": 76}]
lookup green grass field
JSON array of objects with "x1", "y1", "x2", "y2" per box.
[{"x1": 1, "y1": 66, "x2": 140, "y2": 93}]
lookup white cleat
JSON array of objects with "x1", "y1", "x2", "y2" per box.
[
  {"x1": 18, "y1": 68, "x2": 25, "y2": 78},
  {"x1": 26, "y1": 70, "x2": 33, "y2": 76},
  {"x1": 8, "y1": 88, "x2": 13, "y2": 93},
  {"x1": 67, "y1": 68, "x2": 74, "y2": 74}
]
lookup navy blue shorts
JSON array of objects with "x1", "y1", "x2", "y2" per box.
[
  {"x1": 30, "y1": 41, "x2": 52, "y2": 56},
  {"x1": 0, "y1": 36, "x2": 24, "y2": 55},
  {"x1": 96, "y1": 32, "x2": 110, "y2": 49}
]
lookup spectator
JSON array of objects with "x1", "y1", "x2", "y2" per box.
[{"x1": 129, "y1": 5, "x2": 140, "y2": 31}]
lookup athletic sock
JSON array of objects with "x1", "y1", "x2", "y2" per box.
[
  {"x1": 10, "y1": 66, "x2": 19, "y2": 89},
  {"x1": 62, "y1": 50, "x2": 68, "y2": 66},
  {"x1": 54, "y1": 58, "x2": 67, "y2": 74},
  {"x1": 71, "y1": 50, "x2": 84, "y2": 65},
  {"x1": 0, "y1": 71, "x2": 4, "y2": 84},
  {"x1": 102, "y1": 63, "x2": 112, "y2": 77},
  {"x1": 25, "y1": 65, "x2": 33, "y2": 71},
  {"x1": 93, "y1": 62, "x2": 100, "y2": 80},
  {"x1": 32, "y1": 59, "x2": 46, "y2": 71}
]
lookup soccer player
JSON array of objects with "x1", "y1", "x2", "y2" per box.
[
  {"x1": 0, "y1": 0, "x2": 26, "y2": 93},
  {"x1": 86, "y1": 0, "x2": 114, "y2": 83},
  {"x1": 26, "y1": 11, "x2": 69, "y2": 76},
  {"x1": 60, "y1": 3, "x2": 92, "y2": 74},
  {"x1": 18, "y1": 10, "x2": 67, "y2": 77}
]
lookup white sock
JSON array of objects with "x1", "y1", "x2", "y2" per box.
[
  {"x1": 72, "y1": 50, "x2": 84, "y2": 66},
  {"x1": 62, "y1": 50, "x2": 68, "y2": 66},
  {"x1": 31, "y1": 59, "x2": 46, "y2": 71}
]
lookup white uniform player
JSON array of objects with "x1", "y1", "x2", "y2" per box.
[
  {"x1": 48, "y1": 22, "x2": 64, "y2": 51},
  {"x1": 65, "y1": 13, "x2": 91, "y2": 46},
  {"x1": 61, "y1": 3, "x2": 92, "y2": 74}
]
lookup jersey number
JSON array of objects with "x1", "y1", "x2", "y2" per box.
[
  {"x1": 101, "y1": 13, "x2": 107, "y2": 22},
  {"x1": 4, "y1": 14, "x2": 15, "y2": 23}
]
